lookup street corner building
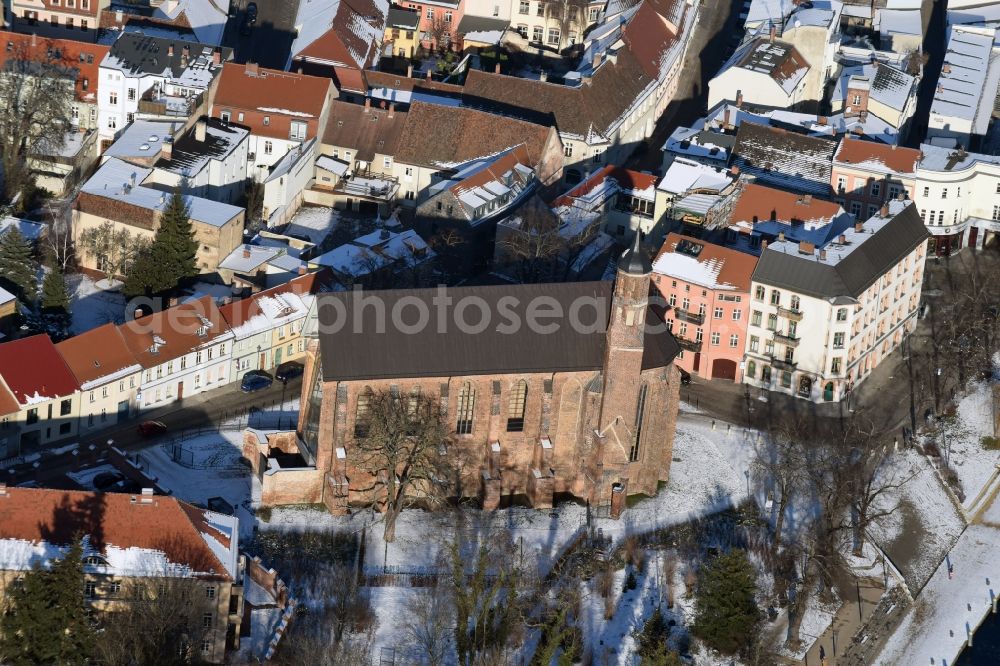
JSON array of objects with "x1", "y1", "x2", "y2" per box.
[{"x1": 245, "y1": 240, "x2": 683, "y2": 518}]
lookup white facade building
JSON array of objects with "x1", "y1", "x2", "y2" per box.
[
  {"x1": 743, "y1": 202, "x2": 928, "y2": 402},
  {"x1": 927, "y1": 25, "x2": 1000, "y2": 147}
]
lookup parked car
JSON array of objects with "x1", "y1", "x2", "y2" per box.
[
  {"x1": 241, "y1": 370, "x2": 273, "y2": 393},
  {"x1": 93, "y1": 471, "x2": 126, "y2": 491},
  {"x1": 137, "y1": 420, "x2": 167, "y2": 437},
  {"x1": 679, "y1": 368, "x2": 692, "y2": 385},
  {"x1": 275, "y1": 361, "x2": 304, "y2": 383}
]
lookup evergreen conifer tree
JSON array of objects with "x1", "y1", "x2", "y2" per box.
[
  {"x1": 155, "y1": 190, "x2": 198, "y2": 286},
  {"x1": 39, "y1": 265, "x2": 72, "y2": 340},
  {"x1": 692, "y1": 549, "x2": 761, "y2": 656},
  {"x1": 0, "y1": 228, "x2": 38, "y2": 305},
  {"x1": 0, "y1": 539, "x2": 93, "y2": 665}
]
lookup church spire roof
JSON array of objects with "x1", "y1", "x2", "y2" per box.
[{"x1": 617, "y1": 232, "x2": 651, "y2": 275}]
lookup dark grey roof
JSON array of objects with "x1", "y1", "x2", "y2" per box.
[
  {"x1": 456, "y1": 15, "x2": 510, "y2": 34},
  {"x1": 618, "y1": 232, "x2": 651, "y2": 274},
  {"x1": 732, "y1": 121, "x2": 836, "y2": 196},
  {"x1": 750, "y1": 205, "x2": 929, "y2": 299},
  {"x1": 315, "y1": 281, "x2": 679, "y2": 381},
  {"x1": 106, "y1": 33, "x2": 230, "y2": 79},
  {"x1": 387, "y1": 7, "x2": 420, "y2": 29}
]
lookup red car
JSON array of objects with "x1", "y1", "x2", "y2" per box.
[{"x1": 137, "y1": 420, "x2": 167, "y2": 437}]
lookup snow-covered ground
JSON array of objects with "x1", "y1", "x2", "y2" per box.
[
  {"x1": 869, "y1": 448, "x2": 966, "y2": 592},
  {"x1": 283, "y1": 207, "x2": 341, "y2": 246},
  {"x1": 68, "y1": 274, "x2": 126, "y2": 334},
  {"x1": 875, "y1": 522, "x2": 1000, "y2": 664},
  {"x1": 66, "y1": 463, "x2": 121, "y2": 490},
  {"x1": 935, "y1": 379, "x2": 999, "y2": 510}
]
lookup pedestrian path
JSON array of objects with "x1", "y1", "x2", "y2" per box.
[{"x1": 801, "y1": 578, "x2": 885, "y2": 666}]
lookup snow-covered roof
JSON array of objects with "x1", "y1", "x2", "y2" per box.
[
  {"x1": 228, "y1": 292, "x2": 313, "y2": 340},
  {"x1": 153, "y1": 0, "x2": 229, "y2": 46},
  {"x1": 82, "y1": 158, "x2": 242, "y2": 228},
  {"x1": 311, "y1": 228, "x2": 433, "y2": 277},
  {"x1": 745, "y1": 0, "x2": 794, "y2": 27},
  {"x1": 219, "y1": 245, "x2": 284, "y2": 273},
  {"x1": 833, "y1": 62, "x2": 916, "y2": 112},
  {"x1": 876, "y1": 8, "x2": 922, "y2": 36},
  {"x1": 930, "y1": 26, "x2": 1000, "y2": 133},
  {"x1": 916, "y1": 143, "x2": 1000, "y2": 172},
  {"x1": 657, "y1": 158, "x2": 735, "y2": 196},
  {"x1": 316, "y1": 155, "x2": 350, "y2": 177},
  {"x1": 0, "y1": 216, "x2": 45, "y2": 242}
]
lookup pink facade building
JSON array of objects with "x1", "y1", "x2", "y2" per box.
[
  {"x1": 652, "y1": 234, "x2": 757, "y2": 381},
  {"x1": 400, "y1": 0, "x2": 466, "y2": 50}
]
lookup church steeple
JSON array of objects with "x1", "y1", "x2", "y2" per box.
[{"x1": 618, "y1": 231, "x2": 652, "y2": 275}]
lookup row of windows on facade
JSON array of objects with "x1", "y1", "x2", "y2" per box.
[
  {"x1": 352, "y1": 380, "x2": 649, "y2": 461},
  {"x1": 666, "y1": 319, "x2": 744, "y2": 348},
  {"x1": 34, "y1": 0, "x2": 92, "y2": 9},
  {"x1": 835, "y1": 176, "x2": 907, "y2": 201},
  {"x1": 920, "y1": 206, "x2": 1000, "y2": 225},
  {"x1": 20, "y1": 10, "x2": 90, "y2": 29},
  {"x1": 665, "y1": 294, "x2": 745, "y2": 320},
  {"x1": 517, "y1": 0, "x2": 600, "y2": 22},
  {"x1": 745, "y1": 364, "x2": 840, "y2": 399},
  {"x1": 219, "y1": 110, "x2": 309, "y2": 141}
]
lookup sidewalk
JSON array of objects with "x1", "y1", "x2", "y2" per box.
[{"x1": 801, "y1": 577, "x2": 886, "y2": 666}]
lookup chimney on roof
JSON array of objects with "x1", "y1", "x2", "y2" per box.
[
  {"x1": 364, "y1": 97, "x2": 371, "y2": 112},
  {"x1": 819, "y1": 248, "x2": 827, "y2": 260},
  {"x1": 212, "y1": 48, "x2": 222, "y2": 66},
  {"x1": 242, "y1": 245, "x2": 252, "y2": 259},
  {"x1": 942, "y1": 64, "x2": 951, "y2": 74},
  {"x1": 161, "y1": 135, "x2": 173, "y2": 161},
  {"x1": 388, "y1": 103, "x2": 395, "y2": 118},
  {"x1": 880, "y1": 204, "x2": 889, "y2": 217},
  {"x1": 936, "y1": 84, "x2": 944, "y2": 94},
  {"x1": 425, "y1": 68, "x2": 432, "y2": 81},
  {"x1": 798, "y1": 194, "x2": 812, "y2": 205},
  {"x1": 297, "y1": 265, "x2": 307, "y2": 276},
  {"x1": 0, "y1": 483, "x2": 7, "y2": 497},
  {"x1": 140, "y1": 488, "x2": 154, "y2": 504},
  {"x1": 723, "y1": 108, "x2": 732, "y2": 129},
  {"x1": 406, "y1": 63, "x2": 413, "y2": 78},
  {"x1": 854, "y1": 222, "x2": 864, "y2": 232},
  {"x1": 778, "y1": 231, "x2": 785, "y2": 242},
  {"x1": 495, "y1": 62, "x2": 501, "y2": 74},
  {"x1": 194, "y1": 117, "x2": 207, "y2": 143},
  {"x1": 769, "y1": 23, "x2": 776, "y2": 42},
  {"x1": 729, "y1": 165, "x2": 740, "y2": 177},
  {"x1": 30, "y1": 33, "x2": 36, "y2": 47},
  {"x1": 798, "y1": 240, "x2": 815, "y2": 254},
  {"x1": 761, "y1": 240, "x2": 768, "y2": 250},
  {"x1": 735, "y1": 90, "x2": 743, "y2": 108},
  {"x1": 245, "y1": 62, "x2": 259, "y2": 77},
  {"x1": 818, "y1": 116, "x2": 828, "y2": 126},
  {"x1": 539, "y1": 70, "x2": 548, "y2": 83},
  {"x1": 168, "y1": 43, "x2": 174, "y2": 57},
  {"x1": 838, "y1": 234, "x2": 846, "y2": 244}
]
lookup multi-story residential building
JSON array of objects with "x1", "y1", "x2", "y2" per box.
[
  {"x1": 507, "y1": 0, "x2": 604, "y2": 50},
  {"x1": 831, "y1": 137, "x2": 919, "y2": 220},
  {"x1": 8, "y1": 0, "x2": 108, "y2": 41},
  {"x1": 709, "y1": 37, "x2": 813, "y2": 111},
  {"x1": 743, "y1": 201, "x2": 928, "y2": 402},
  {"x1": 395, "y1": 0, "x2": 465, "y2": 50},
  {"x1": 830, "y1": 62, "x2": 918, "y2": 142},
  {"x1": 118, "y1": 297, "x2": 234, "y2": 411},
  {"x1": 210, "y1": 62, "x2": 336, "y2": 176},
  {"x1": 779, "y1": 2, "x2": 842, "y2": 104},
  {"x1": 927, "y1": 25, "x2": 1000, "y2": 149},
  {"x1": 385, "y1": 6, "x2": 422, "y2": 58},
  {"x1": 463, "y1": 0, "x2": 695, "y2": 186},
  {"x1": 56, "y1": 323, "x2": 142, "y2": 435},
  {"x1": 220, "y1": 273, "x2": 321, "y2": 377},
  {"x1": 103, "y1": 117, "x2": 250, "y2": 205},
  {"x1": 0, "y1": 335, "x2": 81, "y2": 456},
  {"x1": 0, "y1": 31, "x2": 107, "y2": 132},
  {"x1": 74, "y1": 158, "x2": 245, "y2": 277},
  {"x1": 98, "y1": 33, "x2": 230, "y2": 146},
  {"x1": 0, "y1": 487, "x2": 243, "y2": 663},
  {"x1": 652, "y1": 234, "x2": 757, "y2": 381},
  {"x1": 912, "y1": 143, "x2": 1000, "y2": 255},
  {"x1": 549, "y1": 166, "x2": 661, "y2": 243}
]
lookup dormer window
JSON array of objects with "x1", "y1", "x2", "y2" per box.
[
  {"x1": 149, "y1": 335, "x2": 166, "y2": 354},
  {"x1": 84, "y1": 555, "x2": 105, "y2": 566}
]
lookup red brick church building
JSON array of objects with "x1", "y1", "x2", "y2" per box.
[{"x1": 246, "y1": 238, "x2": 682, "y2": 516}]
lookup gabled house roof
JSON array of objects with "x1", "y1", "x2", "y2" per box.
[
  {"x1": 0, "y1": 31, "x2": 108, "y2": 104},
  {"x1": 430, "y1": 146, "x2": 536, "y2": 221},
  {"x1": 716, "y1": 37, "x2": 810, "y2": 98},
  {"x1": 219, "y1": 272, "x2": 326, "y2": 339},
  {"x1": 833, "y1": 136, "x2": 920, "y2": 175},
  {"x1": 394, "y1": 102, "x2": 557, "y2": 172},
  {"x1": 213, "y1": 62, "x2": 333, "y2": 139},
  {"x1": 0, "y1": 335, "x2": 80, "y2": 407},
  {"x1": 118, "y1": 296, "x2": 232, "y2": 368},
  {"x1": 56, "y1": 324, "x2": 142, "y2": 390},
  {"x1": 729, "y1": 182, "x2": 849, "y2": 230},
  {"x1": 653, "y1": 233, "x2": 758, "y2": 292},
  {"x1": 290, "y1": 0, "x2": 389, "y2": 71},
  {"x1": 732, "y1": 121, "x2": 837, "y2": 195},
  {"x1": 0, "y1": 488, "x2": 239, "y2": 581},
  {"x1": 553, "y1": 166, "x2": 658, "y2": 208},
  {"x1": 322, "y1": 100, "x2": 408, "y2": 162}
]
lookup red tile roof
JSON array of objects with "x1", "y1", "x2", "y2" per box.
[
  {"x1": 213, "y1": 62, "x2": 332, "y2": 139},
  {"x1": 333, "y1": 65, "x2": 366, "y2": 94},
  {"x1": 0, "y1": 488, "x2": 233, "y2": 580},
  {"x1": 219, "y1": 271, "x2": 326, "y2": 329},
  {"x1": 833, "y1": 137, "x2": 920, "y2": 175},
  {"x1": 621, "y1": 0, "x2": 682, "y2": 80},
  {"x1": 0, "y1": 30, "x2": 109, "y2": 103},
  {"x1": 56, "y1": 323, "x2": 140, "y2": 387},
  {"x1": 730, "y1": 183, "x2": 844, "y2": 227},
  {"x1": 117, "y1": 296, "x2": 232, "y2": 369},
  {"x1": 0, "y1": 335, "x2": 80, "y2": 406},
  {"x1": 654, "y1": 233, "x2": 758, "y2": 292}
]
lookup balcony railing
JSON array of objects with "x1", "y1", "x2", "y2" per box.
[
  {"x1": 676, "y1": 337, "x2": 702, "y2": 353},
  {"x1": 777, "y1": 306, "x2": 804, "y2": 321},
  {"x1": 770, "y1": 356, "x2": 797, "y2": 371},
  {"x1": 673, "y1": 308, "x2": 705, "y2": 325},
  {"x1": 773, "y1": 331, "x2": 800, "y2": 347}
]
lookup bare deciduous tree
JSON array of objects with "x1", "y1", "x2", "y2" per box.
[
  {"x1": 0, "y1": 41, "x2": 75, "y2": 202},
  {"x1": 404, "y1": 587, "x2": 453, "y2": 663},
  {"x1": 353, "y1": 389, "x2": 453, "y2": 542},
  {"x1": 752, "y1": 420, "x2": 808, "y2": 552},
  {"x1": 495, "y1": 198, "x2": 599, "y2": 283},
  {"x1": 78, "y1": 221, "x2": 149, "y2": 281},
  {"x1": 44, "y1": 199, "x2": 75, "y2": 272}
]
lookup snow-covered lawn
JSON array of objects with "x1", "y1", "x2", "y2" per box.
[
  {"x1": 138, "y1": 430, "x2": 256, "y2": 510},
  {"x1": 283, "y1": 207, "x2": 341, "y2": 246},
  {"x1": 867, "y1": 448, "x2": 965, "y2": 592},
  {"x1": 68, "y1": 274, "x2": 126, "y2": 334},
  {"x1": 934, "y1": 379, "x2": 999, "y2": 510},
  {"x1": 875, "y1": 522, "x2": 1000, "y2": 665}
]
